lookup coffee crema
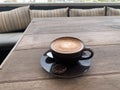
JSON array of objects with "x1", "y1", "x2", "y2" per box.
[{"x1": 51, "y1": 37, "x2": 84, "y2": 54}]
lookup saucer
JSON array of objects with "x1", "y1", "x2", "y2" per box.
[{"x1": 40, "y1": 51, "x2": 91, "y2": 78}]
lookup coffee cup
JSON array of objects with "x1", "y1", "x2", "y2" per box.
[{"x1": 47, "y1": 37, "x2": 94, "y2": 63}]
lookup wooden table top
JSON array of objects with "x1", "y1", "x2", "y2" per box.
[{"x1": 0, "y1": 16, "x2": 120, "y2": 90}]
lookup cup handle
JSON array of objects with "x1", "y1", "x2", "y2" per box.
[
  {"x1": 80, "y1": 48, "x2": 94, "y2": 60},
  {"x1": 44, "y1": 50, "x2": 52, "y2": 56},
  {"x1": 44, "y1": 50, "x2": 55, "y2": 63}
]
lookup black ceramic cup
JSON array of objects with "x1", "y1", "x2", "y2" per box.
[{"x1": 48, "y1": 37, "x2": 94, "y2": 64}]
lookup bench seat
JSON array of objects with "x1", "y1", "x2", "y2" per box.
[{"x1": 0, "y1": 32, "x2": 23, "y2": 49}]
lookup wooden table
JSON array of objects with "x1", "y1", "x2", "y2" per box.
[{"x1": 0, "y1": 16, "x2": 120, "y2": 90}]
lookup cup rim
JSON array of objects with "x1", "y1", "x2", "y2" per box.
[{"x1": 50, "y1": 36, "x2": 84, "y2": 54}]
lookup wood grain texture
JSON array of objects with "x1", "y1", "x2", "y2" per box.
[
  {"x1": 1, "y1": 75, "x2": 120, "y2": 90},
  {"x1": 1, "y1": 16, "x2": 120, "y2": 90},
  {"x1": 16, "y1": 31, "x2": 120, "y2": 50},
  {"x1": 25, "y1": 16, "x2": 120, "y2": 35},
  {"x1": 0, "y1": 45, "x2": 120, "y2": 83}
]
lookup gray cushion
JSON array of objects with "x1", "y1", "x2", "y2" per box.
[
  {"x1": 30, "y1": 8, "x2": 68, "y2": 20},
  {"x1": 0, "y1": 6, "x2": 30, "y2": 33},
  {"x1": 70, "y1": 7, "x2": 105, "y2": 17},
  {"x1": 0, "y1": 32, "x2": 23, "y2": 48},
  {"x1": 107, "y1": 7, "x2": 120, "y2": 16}
]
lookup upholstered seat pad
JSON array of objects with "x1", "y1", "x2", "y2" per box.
[{"x1": 0, "y1": 32, "x2": 23, "y2": 48}]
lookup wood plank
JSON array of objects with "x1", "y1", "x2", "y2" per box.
[
  {"x1": 0, "y1": 45, "x2": 120, "y2": 82},
  {"x1": 0, "y1": 49, "x2": 51, "y2": 82},
  {"x1": 16, "y1": 31, "x2": 120, "y2": 50},
  {"x1": 25, "y1": 17, "x2": 120, "y2": 35},
  {"x1": 0, "y1": 74, "x2": 120, "y2": 90}
]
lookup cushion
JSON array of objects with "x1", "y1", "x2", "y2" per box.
[
  {"x1": 0, "y1": 32, "x2": 23, "y2": 48},
  {"x1": 30, "y1": 8, "x2": 68, "y2": 19},
  {"x1": 0, "y1": 6, "x2": 30, "y2": 33},
  {"x1": 70, "y1": 7, "x2": 105, "y2": 17},
  {"x1": 107, "y1": 7, "x2": 120, "y2": 16}
]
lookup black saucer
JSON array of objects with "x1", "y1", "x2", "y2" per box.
[{"x1": 40, "y1": 51, "x2": 91, "y2": 78}]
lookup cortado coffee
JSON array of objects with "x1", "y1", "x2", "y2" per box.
[{"x1": 51, "y1": 37, "x2": 84, "y2": 54}]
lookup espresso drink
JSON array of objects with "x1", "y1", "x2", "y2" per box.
[{"x1": 51, "y1": 37, "x2": 84, "y2": 54}]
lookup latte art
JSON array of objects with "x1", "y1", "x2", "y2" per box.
[{"x1": 51, "y1": 37, "x2": 84, "y2": 54}]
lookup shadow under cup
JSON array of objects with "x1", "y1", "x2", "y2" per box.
[{"x1": 49, "y1": 37, "x2": 94, "y2": 64}]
